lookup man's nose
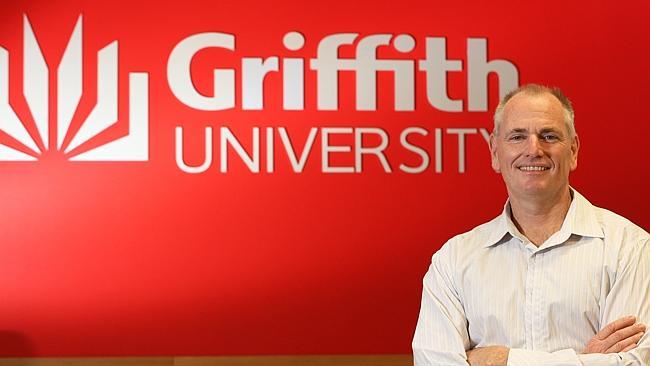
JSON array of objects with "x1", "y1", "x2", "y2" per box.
[{"x1": 524, "y1": 135, "x2": 544, "y2": 156}]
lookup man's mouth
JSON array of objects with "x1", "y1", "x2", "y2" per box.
[{"x1": 518, "y1": 166, "x2": 550, "y2": 171}]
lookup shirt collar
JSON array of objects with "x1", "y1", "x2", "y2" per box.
[
  {"x1": 567, "y1": 189, "x2": 605, "y2": 239},
  {"x1": 482, "y1": 188, "x2": 605, "y2": 248}
]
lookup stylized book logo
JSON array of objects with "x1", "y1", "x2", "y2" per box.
[{"x1": 0, "y1": 15, "x2": 149, "y2": 161}]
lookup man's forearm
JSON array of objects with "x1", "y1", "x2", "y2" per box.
[{"x1": 466, "y1": 346, "x2": 509, "y2": 366}]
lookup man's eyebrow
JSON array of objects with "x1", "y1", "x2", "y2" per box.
[
  {"x1": 505, "y1": 127, "x2": 564, "y2": 135},
  {"x1": 506, "y1": 128, "x2": 527, "y2": 134},
  {"x1": 539, "y1": 127, "x2": 562, "y2": 133}
]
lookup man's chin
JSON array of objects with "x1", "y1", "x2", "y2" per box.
[
  {"x1": 507, "y1": 182, "x2": 572, "y2": 201},
  {"x1": 507, "y1": 182, "x2": 552, "y2": 198}
]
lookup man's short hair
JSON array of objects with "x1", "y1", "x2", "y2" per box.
[{"x1": 493, "y1": 84, "x2": 576, "y2": 137}]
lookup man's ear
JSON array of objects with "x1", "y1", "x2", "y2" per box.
[
  {"x1": 489, "y1": 134, "x2": 501, "y2": 173},
  {"x1": 570, "y1": 134, "x2": 580, "y2": 171}
]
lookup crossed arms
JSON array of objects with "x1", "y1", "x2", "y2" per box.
[
  {"x1": 466, "y1": 316, "x2": 646, "y2": 366},
  {"x1": 412, "y1": 237, "x2": 650, "y2": 366}
]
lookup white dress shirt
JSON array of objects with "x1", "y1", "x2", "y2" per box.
[{"x1": 412, "y1": 190, "x2": 650, "y2": 366}]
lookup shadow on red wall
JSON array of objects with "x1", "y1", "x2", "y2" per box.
[{"x1": 0, "y1": 331, "x2": 34, "y2": 356}]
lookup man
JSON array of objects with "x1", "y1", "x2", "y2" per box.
[{"x1": 412, "y1": 84, "x2": 649, "y2": 366}]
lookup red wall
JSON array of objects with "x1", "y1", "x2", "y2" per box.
[{"x1": 0, "y1": 0, "x2": 648, "y2": 357}]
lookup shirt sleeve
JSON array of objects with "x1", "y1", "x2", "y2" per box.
[
  {"x1": 506, "y1": 345, "x2": 645, "y2": 366},
  {"x1": 508, "y1": 237, "x2": 650, "y2": 366},
  {"x1": 587, "y1": 236, "x2": 650, "y2": 366},
  {"x1": 412, "y1": 244, "x2": 471, "y2": 366},
  {"x1": 507, "y1": 348, "x2": 580, "y2": 365}
]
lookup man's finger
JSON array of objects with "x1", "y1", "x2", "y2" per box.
[
  {"x1": 596, "y1": 316, "x2": 636, "y2": 340},
  {"x1": 583, "y1": 318, "x2": 646, "y2": 354},
  {"x1": 621, "y1": 344, "x2": 638, "y2": 353},
  {"x1": 603, "y1": 323, "x2": 646, "y2": 348},
  {"x1": 605, "y1": 331, "x2": 644, "y2": 353}
]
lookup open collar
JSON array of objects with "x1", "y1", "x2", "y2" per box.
[{"x1": 482, "y1": 188, "x2": 605, "y2": 249}]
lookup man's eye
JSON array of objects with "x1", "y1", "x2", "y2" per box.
[
  {"x1": 542, "y1": 134, "x2": 559, "y2": 142},
  {"x1": 508, "y1": 135, "x2": 525, "y2": 141}
]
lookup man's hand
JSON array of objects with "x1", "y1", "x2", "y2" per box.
[
  {"x1": 583, "y1": 315, "x2": 646, "y2": 353},
  {"x1": 466, "y1": 346, "x2": 509, "y2": 366}
]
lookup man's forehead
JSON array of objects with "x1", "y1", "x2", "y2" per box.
[
  {"x1": 503, "y1": 92, "x2": 564, "y2": 116},
  {"x1": 502, "y1": 93, "x2": 565, "y2": 124}
]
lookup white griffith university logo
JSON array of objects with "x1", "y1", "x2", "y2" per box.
[{"x1": 0, "y1": 15, "x2": 148, "y2": 161}]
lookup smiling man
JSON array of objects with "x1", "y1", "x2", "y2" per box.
[{"x1": 412, "y1": 84, "x2": 649, "y2": 366}]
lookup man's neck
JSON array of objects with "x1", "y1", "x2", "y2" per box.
[{"x1": 508, "y1": 187, "x2": 573, "y2": 246}]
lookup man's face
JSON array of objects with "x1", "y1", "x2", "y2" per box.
[{"x1": 489, "y1": 92, "x2": 579, "y2": 200}]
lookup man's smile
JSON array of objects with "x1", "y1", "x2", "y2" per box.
[{"x1": 517, "y1": 165, "x2": 550, "y2": 171}]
